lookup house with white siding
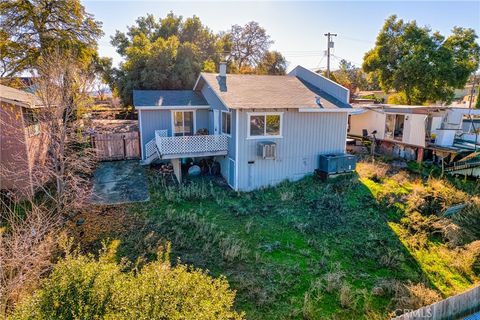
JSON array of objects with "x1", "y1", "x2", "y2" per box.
[{"x1": 135, "y1": 64, "x2": 352, "y2": 191}]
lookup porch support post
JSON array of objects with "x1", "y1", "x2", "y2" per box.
[
  {"x1": 417, "y1": 147, "x2": 424, "y2": 163},
  {"x1": 171, "y1": 158, "x2": 182, "y2": 183}
]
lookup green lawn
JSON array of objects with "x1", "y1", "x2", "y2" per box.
[{"x1": 72, "y1": 160, "x2": 480, "y2": 319}]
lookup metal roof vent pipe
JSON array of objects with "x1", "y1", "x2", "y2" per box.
[{"x1": 219, "y1": 61, "x2": 227, "y2": 77}]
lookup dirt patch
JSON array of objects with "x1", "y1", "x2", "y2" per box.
[
  {"x1": 65, "y1": 205, "x2": 143, "y2": 253},
  {"x1": 91, "y1": 119, "x2": 138, "y2": 133}
]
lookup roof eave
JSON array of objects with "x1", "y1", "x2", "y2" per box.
[
  {"x1": 298, "y1": 107, "x2": 353, "y2": 113},
  {"x1": 135, "y1": 105, "x2": 210, "y2": 110}
]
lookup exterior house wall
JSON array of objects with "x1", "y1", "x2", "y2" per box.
[
  {"x1": 200, "y1": 84, "x2": 237, "y2": 187},
  {"x1": 0, "y1": 101, "x2": 32, "y2": 194},
  {"x1": 402, "y1": 114, "x2": 426, "y2": 147},
  {"x1": 349, "y1": 110, "x2": 386, "y2": 138},
  {"x1": 350, "y1": 110, "x2": 427, "y2": 147},
  {"x1": 235, "y1": 109, "x2": 348, "y2": 191},
  {"x1": 139, "y1": 108, "x2": 209, "y2": 159}
]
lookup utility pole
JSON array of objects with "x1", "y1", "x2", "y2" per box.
[
  {"x1": 324, "y1": 32, "x2": 337, "y2": 79},
  {"x1": 468, "y1": 74, "x2": 477, "y2": 109},
  {"x1": 467, "y1": 74, "x2": 478, "y2": 151}
]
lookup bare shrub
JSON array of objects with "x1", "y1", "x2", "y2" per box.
[
  {"x1": 451, "y1": 240, "x2": 480, "y2": 276},
  {"x1": 392, "y1": 281, "x2": 441, "y2": 311},
  {"x1": 379, "y1": 248, "x2": 404, "y2": 269},
  {"x1": 453, "y1": 197, "x2": 480, "y2": 238},
  {"x1": 302, "y1": 278, "x2": 323, "y2": 319},
  {"x1": 322, "y1": 269, "x2": 346, "y2": 293},
  {"x1": 356, "y1": 162, "x2": 389, "y2": 181},
  {"x1": 0, "y1": 202, "x2": 60, "y2": 317},
  {"x1": 280, "y1": 190, "x2": 294, "y2": 202},
  {"x1": 431, "y1": 219, "x2": 474, "y2": 247},
  {"x1": 339, "y1": 282, "x2": 357, "y2": 309}
]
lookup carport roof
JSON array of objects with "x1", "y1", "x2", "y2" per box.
[{"x1": 133, "y1": 90, "x2": 208, "y2": 108}]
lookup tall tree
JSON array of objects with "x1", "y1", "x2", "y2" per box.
[
  {"x1": 228, "y1": 21, "x2": 273, "y2": 70},
  {"x1": 109, "y1": 13, "x2": 222, "y2": 105},
  {"x1": 331, "y1": 59, "x2": 368, "y2": 93},
  {"x1": 0, "y1": 0, "x2": 104, "y2": 77},
  {"x1": 256, "y1": 51, "x2": 287, "y2": 75},
  {"x1": 363, "y1": 15, "x2": 480, "y2": 105}
]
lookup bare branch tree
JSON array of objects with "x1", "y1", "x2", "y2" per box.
[
  {"x1": 228, "y1": 22, "x2": 273, "y2": 70},
  {"x1": 31, "y1": 50, "x2": 97, "y2": 214},
  {"x1": 0, "y1": 200, "x2": 60, "y2": 317}
]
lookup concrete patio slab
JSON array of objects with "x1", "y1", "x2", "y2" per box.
[{"x1": 91, "y1": 160, "x2": 149, "y2": 205}]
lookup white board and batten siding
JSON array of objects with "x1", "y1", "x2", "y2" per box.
[
  {"x1": 235, "y1": 110, "x2": 348, "y2": 191},
  {"x1": 403, "y1": 114, "x2": 427, "y2": 147},
  {"x1": 350, "y1": 110, "x2": 427, "y2": 147},
  {"x1": 349, "y1": 110, "x2": 386, "y2": 138}
]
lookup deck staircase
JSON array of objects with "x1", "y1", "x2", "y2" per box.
[{"x1": 141, "y1": 138, "x2": 160, "y2": 165}]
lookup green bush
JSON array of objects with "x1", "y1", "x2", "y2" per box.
[{"x1": 13, "y1": 242, "x2": 244, "y2": 320}]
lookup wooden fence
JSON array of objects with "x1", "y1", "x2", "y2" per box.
[
  {"x1": 91, "y1": 132, "x2": 140, "y2": 161},
  {"x1": 393, "y1": 285, "x2": 480, "y2": 320}
]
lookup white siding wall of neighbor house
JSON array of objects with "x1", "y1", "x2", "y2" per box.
[
  {"x1": 403, "y1": 114, "x2": 427, "y2": 147},
  {"x1": 349, "y1": 110, "x2": 386, "y2": 138},
  {"x1": 235, "y1": 110, "x2": 348, "y2": 191},
  {"x1": 350, "y1": 110, "x2": 427, "y2": 147},
  {"x1": 139, "y1": 108, "x2": 209, "y2": 159}
]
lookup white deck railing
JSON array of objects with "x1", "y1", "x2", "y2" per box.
[{"x1": 155, "y1": 132, "x2": 228, "y2": 157}]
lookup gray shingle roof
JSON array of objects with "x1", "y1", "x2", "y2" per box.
[
  {"x1": 0, "y1": 84, "x2": 42, "y2": 107},
  {"x1": 199, "y1": 73, "x2": 351, "y2": 109},
  {"x1": 133, "y1": 90, "x2": 208, "y2": 107}
]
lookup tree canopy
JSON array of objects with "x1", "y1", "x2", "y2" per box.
[
  {"x1": 330, "y1": 59, "x2": 369, "y2": 95},
  {"x1": 108, "y1": 13, "x2": 287, "y2": 105},
  {"x1": 12, "y1": 242, "x2": 244, "y2": 320},
  {"x1": 0, "y1": 0, "x2": 104, "y2": 77},
  {"x1": 363, "y1": 15, "x2": 480, "y2": 105}
]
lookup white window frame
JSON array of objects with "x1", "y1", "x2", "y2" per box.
[
  {"x1": 221, "y1": 110, "x2": 232, "y2": 137},
  {"x1": 171, "y1": 110, "x2": 197, "y2": 136},
  {"x1": 247, "y1": 112, "x2": 283, "y2": 139}
]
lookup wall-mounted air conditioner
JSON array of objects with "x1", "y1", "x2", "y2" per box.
[{"x1": 257, "y1": 141, "x2": 276, "y2": 160}]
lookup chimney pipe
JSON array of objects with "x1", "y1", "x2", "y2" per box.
[{"x1": 219, "y1": 61, "x2": 227, "y2": 77}]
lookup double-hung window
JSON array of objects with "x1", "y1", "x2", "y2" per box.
[
  {"x1": 221, "y1": 111, "x2": 231, "y2": 135},
  {"x1": 248, "y1": 112, "x2": 282, "y2": 138}
]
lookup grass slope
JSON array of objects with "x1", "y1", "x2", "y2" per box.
[{"x1": 69, "y1": 160, "x2": 480, "y2": 319}]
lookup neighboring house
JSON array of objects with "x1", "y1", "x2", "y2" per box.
[
  {"x1": 0, "y1": 85, "x2": 48, "y2": 196},
  {"x1": 349, "y1": 105, "x2": 447, "y2": 148},
  {"x1": 135, "y1": 64, "x2": 352, "y2": 191},
  {"x1": 349, "y1": 104, "x2": 480, "y2": 162}
]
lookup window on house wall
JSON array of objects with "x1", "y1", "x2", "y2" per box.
[
  {"x1": 385, "y1": 114, "x2": 395, "y2": 140},
  {"x1": 222, "y1": 111, "x2": 231, "y2": 135},
  {"x1": 385, "y1": 114, "x2": 404, "y2": 141},
  {"x1": 173, "y1": 111, "x2": 194, "y2": 136},
  {"x1": 22, "y1": 107, "x2": 40, "y2": 136},
  {"x1": 248, "y1": 113, "x2": 282, "y2": 138}
]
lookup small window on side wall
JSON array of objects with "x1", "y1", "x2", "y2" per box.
[
  {"x1": 22, "y1": 107, "x2": 40, "y2": 136},
  {"x1": 248, "y1": 113, "x2": 282, "y2": 138},
  {"x1": 222, "y1": 111, "x2": 231, "y2": 135}
]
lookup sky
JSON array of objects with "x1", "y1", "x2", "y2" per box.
[{"x1": 83, "y1": 1, "x2": 480, "y2": 72}]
